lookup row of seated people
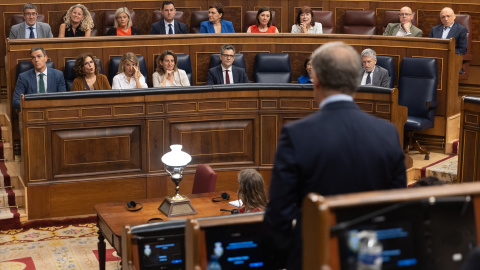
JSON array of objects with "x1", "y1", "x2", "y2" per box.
[
  {"x1": 14, "y1": 44, "x2": 438, "y2": 160},
  {"x1": 8, "y1": 3, "x2": 469, "y2": 57}
]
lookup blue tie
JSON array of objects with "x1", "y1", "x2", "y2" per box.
[
  {"x1": 366, "y1": 72, "x2": 372, "y2": 85},
  {"x1": 168, "y1": 24, "x2": 173, "y2": 34},
  {"x1": 29, "y1": 26, "x2": 35, "y2": 38}
]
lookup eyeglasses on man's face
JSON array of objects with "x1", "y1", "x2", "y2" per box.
[
  {"x1": 398, "y1": 13, "x2": 412, "y2": 17},
  {"x1": 221, "y1": 54, "x2": 235, "y2": 58},
  {"x1": 24, "y1": 12, "x2": 37, "y2": 17}
]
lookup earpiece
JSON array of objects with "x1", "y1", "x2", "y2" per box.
[
  {"x1": 212, "y1": 192, "x2": 230, "y2": 202},
  {"x1": 220, "y1": 208, "x2": 239, "y2": 214},
  {"x1": 126, "y1": 201, "x2": 143, "y2": 212}
]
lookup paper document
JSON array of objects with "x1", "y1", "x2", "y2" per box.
[{"x1": 229, "y1": 199, "x2": 242, "y2": 207}]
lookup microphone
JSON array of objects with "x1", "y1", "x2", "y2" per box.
[{"x1": 220, "y1": 209, "x2": 239, "y2": 214}]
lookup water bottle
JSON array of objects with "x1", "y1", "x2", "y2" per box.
[{"x1": 356, "y1": 230, "x2": 382, "y2": 270}]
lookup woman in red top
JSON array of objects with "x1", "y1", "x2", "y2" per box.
[
  {"x1": 246, "y1": 6, "x2": 279, "y2": 33},
  {"x1": 237, "y1": 169, "x2": 268, "y2": 213},
  {"x1": 106, "y1": 7, "x2": 140, "y2": 36}
]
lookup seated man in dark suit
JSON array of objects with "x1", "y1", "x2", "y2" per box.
[
  {"x1": 13, "y1": 47, "x2": 66, "y2": 109},
  {"x1": 206, "y1": 44, "x2": 249, "y2": 85},
  {"x1": 264, "y1": 41, "x2": 406, "y2": 270},
  {"x1": 9, "y1": 3, "x2": 53, "y2": 39},
  {"x1": 359, "y1": 48, "x2": 390, "y2": 88},
  {"x1": 150, "y1": 1, "x2": 187, "y2": 35},
  {"x1": 429, "y1": 7, "x2": 467, "y2": 55}
]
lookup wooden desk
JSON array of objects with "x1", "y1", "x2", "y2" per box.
[{"x1": 94, "y1": 191, "x2": 234, "y2": 270}]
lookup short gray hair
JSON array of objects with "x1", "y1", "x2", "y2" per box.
[
  {"x1": 24, "y1": 3, "x2": 37, "y2": 13},
  {"x1": 311, "y1": 41, "x2": 361, "y2": 95},
  {"x1": 361, "y1": 48, "x2": 377, "y2": 60},
  {"x1": 30, "y1": 46, "x2": 46, "y2": 57},
  {"x1": 220, "y1": 44, "x2": 235, "y2": 54}
]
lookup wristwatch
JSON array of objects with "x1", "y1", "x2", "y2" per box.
[{"x1": 406, "y1": 31, "x2": 412, "y2": 35}]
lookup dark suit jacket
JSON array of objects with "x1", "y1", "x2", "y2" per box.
[
  {"x1": 9, "y1": 22, "x2": 53, "y2": 39},
  {"x1": 13, "y1": 68, "x2": 66, "y2": 109},
  {"x1": 264, "y1": 101, "x2": 406, "y2": 269},
  {"x1": 429, "y1": 22, "x2": 468, "y2": 55},
  {"x1": 206, "y1": 65, "x2": 249, "y2": 85},
  {"x1": 360, "y1": 65, "x2": 391, "y2": 88},
  {"x1": 200, "y1": 20, "x2": 235, "y2": 33},
  {"x1": 150, "y1": 20, "x2": 187, "y2": 34}
]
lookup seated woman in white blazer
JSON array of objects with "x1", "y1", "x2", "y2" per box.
[{"x1": 152, "y1": 50, "x2": 190, "y2": 87}]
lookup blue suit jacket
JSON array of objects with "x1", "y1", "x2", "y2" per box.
[
  {"x1": 200, "y1": 20, "x2": 234, "y2": 33},
  {"x1": 13, "y1": 68, "x2": 66, "y2": 109},
  {"x1": 429, "y1": 22, "x2": 468, "y2": 55},
  {"x1": 150, "y1": 20, "x2": 187, "y2": 34},
  {"x1": 264, "y1": 101, "x2": 406, "y2": 269},
  {"x1": 206, "y1": 65, "x2": 249, "y2": 85}
]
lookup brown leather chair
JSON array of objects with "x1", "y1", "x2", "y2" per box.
[
  {"x1": 454, "y1": 14, "x2": 472, "y2": 79},
  {"x1": 343, "y1": 10, "x2": 376, "y2": 35},
  {"x1": 89, "y1": 11, "x2": 98, "y2": 36},
  {"x1": 191, "y1": 164, "x2": 217, "y2": 194},
  {"x1": 152, "y1": 10, "x2": 185, "y2": 24},
  {"x1": 382, "y1": 10, "x2": 417, "y2": 34},
  {"x1": 243, "y1": 10, "x2": 277, "y2": 32},
  {"x1": 103, "y1": 10, "x2": 136, "y2": 35},
  {"x1": 190, "y1": 10, "x2": 208, "y2": 33},
  {"x1": 312, "y1": 10, "x2": 334, "y2": 33}
]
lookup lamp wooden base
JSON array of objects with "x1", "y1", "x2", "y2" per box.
[{"x1": 158, "y1": 196, "x2": 197, "y2": 217}]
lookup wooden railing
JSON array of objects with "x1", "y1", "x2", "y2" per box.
[{"x1": 20, "y1": 84, "x2": 405, "y2": 219}]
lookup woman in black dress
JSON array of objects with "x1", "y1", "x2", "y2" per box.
[{"x1": 58, "y1": 4, "x2": 94, "y2": 37}]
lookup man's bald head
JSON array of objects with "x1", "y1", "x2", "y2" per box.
[{"x1": 440, "y1": 7, "x2": 456, "y2": 27}]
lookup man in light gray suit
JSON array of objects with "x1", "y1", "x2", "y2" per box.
[
  {"x1": 383, "y1": 6, "x2": 423, "y2": 37},
  {"x1": 359, "y1": 48, "x2": 390, "y2": 88},
  {"x1": 9, "y1": 3, "x2": 53, "y2": 39}
]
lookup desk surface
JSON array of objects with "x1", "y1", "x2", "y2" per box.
[{"x1": 94, "y1": 191, "x2": 234, "y2": 237}]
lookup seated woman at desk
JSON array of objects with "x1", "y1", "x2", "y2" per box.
[
  {"x1": 152, "y1": 50, "x2": 190, "y2": 87},
  {"x1": 111, "y1": 52, "x2": 148, "y2": 89},
  {"x1": 237, "y1": 169, "x2": 267, "y2": 213},
  {"x1": 291, "y1": 6, "x2": 322, "y2": 34},
  {"x1": 58, "y1": 4, "x2": 94, "y2": 37},
  {"x1": 72, "y1": 53, "x2": 111, "y2": 91},
  {"x1": 106, "y1": 7, "x2": 140, "y2": 36},
  {"x1": 297, "y1": 55, "x2": 313, "y2": 84},
  {"x1": 246, "y1": 6, "x2": 279, "y2": 33},
  {"x1": 200, "y1": 3, "x2": 235, "y2": 33}
]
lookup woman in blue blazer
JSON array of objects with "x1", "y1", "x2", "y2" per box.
[{"x1": 200, "y1": 3, "x2": 235, "y2": 33}]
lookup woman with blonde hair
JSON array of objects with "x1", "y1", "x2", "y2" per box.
[
  {"x1": 58, "y1": 4, "x2": 94, "y2": 37},
  {"x1": 111, "y1": 52, "x2": 148, "y2": 89},
  {"x1": 106, "y1": 7, "x2": 140, "y2": 36},
  {"x1": 153, "y1": 50, "x2": 190, "y2": 87},
  {"x1": 237, "y1": 169, "x2": 268, "y2": 213}
]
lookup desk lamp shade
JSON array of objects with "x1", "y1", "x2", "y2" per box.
[{"x1": 159, "y1": 145, "x2": 197, "y2": 216}]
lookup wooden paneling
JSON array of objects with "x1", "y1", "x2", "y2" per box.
[
  {"x1": 458, "y1": 96, "x2": 480, "y2": 183},
  {"x1": 21, "y1": 85, "x2": 405, "y2": 219}
]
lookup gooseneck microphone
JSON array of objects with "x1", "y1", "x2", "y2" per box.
[{"x1": 220, "y1": 208, "x2": 239, "y2": 214}]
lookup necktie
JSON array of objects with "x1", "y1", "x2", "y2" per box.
[
  {"x1": 39, "y1": 73, "x2": 45, "y2": 93},
  {"x1": 225, "y1": 70, "x2": 230, "y2": 84},
  {"x1": 29, "y1": 26, "x2": 35, "y2": 38},
  {"x1": 366, "y1": 72, "x2": 372, "y2": 85},
  {"x1": 168, "y1": 24, "x2": 173, "y2": 34}
]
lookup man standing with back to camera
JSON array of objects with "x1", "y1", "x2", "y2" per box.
[{"x1": 264, "y1": 42, "x2": 406, "y2": 269}]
